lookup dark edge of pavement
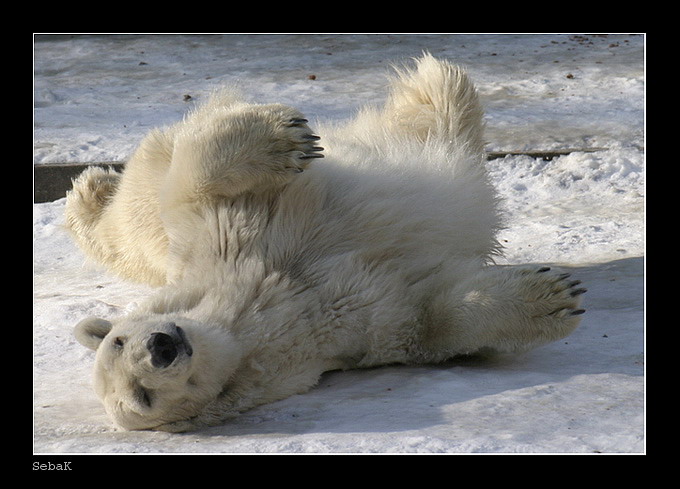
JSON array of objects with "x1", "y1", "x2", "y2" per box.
[{"x1": 33, "y1": 149, "x2": 608, "y2": 203}]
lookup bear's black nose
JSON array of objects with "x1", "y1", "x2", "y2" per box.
[{"x1": 147, "y1": 332, "x2": 178, "y2": 368}]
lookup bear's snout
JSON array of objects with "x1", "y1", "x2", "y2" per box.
[{"x1": 147, "y1": 324, "x2": 193, "y2": 368}]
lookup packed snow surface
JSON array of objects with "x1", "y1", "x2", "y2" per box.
[{"x1": 33, "y1": 34, "x2": 645, "y2": 454}]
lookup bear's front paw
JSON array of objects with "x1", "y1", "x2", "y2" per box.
[
  {"x1": 504, "y1": 266, "x2": 586, "y2": 347},
  {"x1": 477, "y1": 266, "x2": 587, "y2": 352},
  {"x1": 280, "y1": 117, "x2": 324, "y2": 173},
  {"x1": 164, "y1": 105, "x2": 326, "y2": 200},
  {"x1": 529, "y1": 266, "x2": 587, "y2": 318}
]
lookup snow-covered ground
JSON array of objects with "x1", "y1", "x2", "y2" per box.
[{"x1": 33, "y1": 34, "x2": 645, "y2": 454}]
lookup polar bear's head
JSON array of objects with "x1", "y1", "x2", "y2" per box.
[{"x1": 74, "y1": 315, "x2": 241, "y2": 430}]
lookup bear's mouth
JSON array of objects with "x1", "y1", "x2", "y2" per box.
[
  {"x1": 176, "y1": 326, "x2": 193, "y2": 356},
  {"x1": 134, "y1": 385, "x2": 153, "y2": 409}
]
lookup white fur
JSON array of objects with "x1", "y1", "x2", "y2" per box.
[{"x1": 67, "y1": 54, "x2": 585, "y2": 431}]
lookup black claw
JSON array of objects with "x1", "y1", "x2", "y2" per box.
[
  {"x1": 568, "y1": 280, "x2": 582, "y2": 287},
  {"x1": 537, "y1": 267, "x2": 551, "y2": 273},
  {"x1": 311, "y1": 146, "x2": 324, "y2": 151},
  {"x1": 557, "y1": 273, "x2": 572, "y2": 280},
  {"x1": 570, "y1": 288, "x2": 587, "y2": 297},
  {"x1": 300, "y1": 154, "x2": 324, "y2": 160},
  {"x1": 571, "y1": 309, "x2": 586, "y2": 316},
  {"x1": 302, "y1": 134, "x2": 321, "y2": 141}
]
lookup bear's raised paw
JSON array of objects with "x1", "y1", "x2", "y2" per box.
[{"x1": 280, "y1": 117, "x2": 324, "y2": 173}]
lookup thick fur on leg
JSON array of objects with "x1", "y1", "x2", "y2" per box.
[
  {"x1": 64, "y1": 166, "x2": 121, "y2": 273},
  {"x1": 333, "y1": 53, "x2": 485, "y2": 162},
  {"x1": 162, "y1": 96, "x2": 323, "y2": 206},
  {"x1": 385, "y1": 53, "x2": 486, "y2": 156},
  {"x1": 64, "y1": 129, "x2": 174, "y2": 286},
  {"x1": 421, "y1": 266, "x2": 586, "y2": 356}
]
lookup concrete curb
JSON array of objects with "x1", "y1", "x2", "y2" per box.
[
  {"x1": 33, "y1": 149, "x2": 607, "y2": 203},
  {"x1": 34, "y1": 162, "x2": 124, "y2": 203}
]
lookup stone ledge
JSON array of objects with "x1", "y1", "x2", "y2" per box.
[
  {"x1": 33, "y1": 148, "x2": 608, "y2": 203},
  {"x1": 33, "y1": 162, "x2": 124, "y2": 203}
]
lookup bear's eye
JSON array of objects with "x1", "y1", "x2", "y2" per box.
[{"x1": 113, "y1": 337, "x2": 125, "y2": 348}]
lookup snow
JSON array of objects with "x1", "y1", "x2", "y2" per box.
[{"x1": 33, "y1": 34, "x2": 645, "y2": 454}]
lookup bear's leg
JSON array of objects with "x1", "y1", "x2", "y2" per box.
[
  {"x1": 162, "y1": 104, "x2": 323, "y2": 204},
  {"x1": 421, "y1": 266, "x2": 586, "y2": 356},
  {"x1": 64, "y1": 166, "x2": 121, "y2": 262},
  {"x1": 382, "y1": 53, "x2": 486, "y2": 156}
]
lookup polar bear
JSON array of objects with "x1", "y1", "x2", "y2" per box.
[{"x1": 66, "y1": 54, "x2": 586, "y2": 432}]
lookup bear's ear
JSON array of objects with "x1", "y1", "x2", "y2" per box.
[{"x1": 74, "y1": 317, "x2": 113, "y2": 351}]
